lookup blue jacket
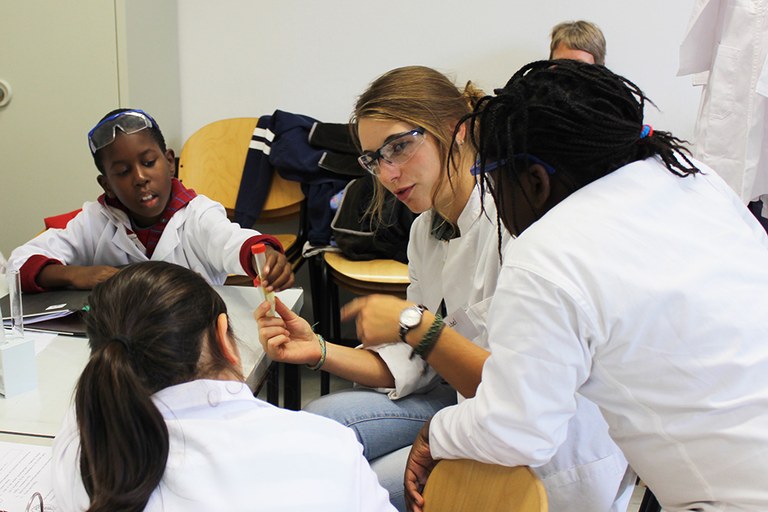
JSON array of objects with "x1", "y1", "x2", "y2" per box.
[{"x1": 235, "y1": 110, "x2": 362, "y2": 245}]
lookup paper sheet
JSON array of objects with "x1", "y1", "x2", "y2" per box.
[{"x1": 0, "y1": 441, "x2": 55, "y2": 511}]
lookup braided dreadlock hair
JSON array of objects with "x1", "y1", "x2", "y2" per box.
[{"x1": 467, "y1": 60, "x2": 698, "y2": 204}]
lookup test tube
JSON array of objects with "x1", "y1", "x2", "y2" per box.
[
  {"x1": 251, "y1": 244, "x2": 276, "y2": 316},
  {"x1": 7, "y1": 269, "x2": 23, "y2": 339},
  {"x1": 0, "y1": 300, "x2": 6, "y2": 345}
]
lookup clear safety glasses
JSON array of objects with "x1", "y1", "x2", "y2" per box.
[
  {"x1": 358, "y1": 127, "x2": 426, "y2": 176},
  {"x1": 88, "y1": 109, "x2": 158, "y2": 154},
  {"x1": 469, "y1": 154, "x2": 556, "y2": 176}
]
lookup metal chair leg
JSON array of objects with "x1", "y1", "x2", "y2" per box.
[{"x1": 638, "y1": 487, "x2": 662, "y2": 512}]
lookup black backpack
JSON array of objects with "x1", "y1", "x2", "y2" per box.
[{"x1": 330, "y1": 176, "x2": 416, "y2": 263}]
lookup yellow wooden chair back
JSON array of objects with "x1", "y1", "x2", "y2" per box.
[
  {"x1": 422, "y1": 460, "x2": 547, "y2": 512},
  {"x1": 178, "y1": 117, "x2": 305, "y2": 268}
]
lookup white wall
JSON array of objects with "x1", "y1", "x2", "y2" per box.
[
  {"x1": 0, "y1": 0, "x2": 700, "y2": 258},
  {"x1": 177, "y1": 0, "x2": 699, "y2": 146}
]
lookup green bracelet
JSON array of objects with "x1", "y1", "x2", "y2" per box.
[
  {"x1": 306, "y1": 334, "x2": 327, "y2": 371},
  {"x1": 409, "y1": 314, "x2": 445, "y2": 360}
]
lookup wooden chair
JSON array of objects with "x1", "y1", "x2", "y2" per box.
[
  {"x1": 309, "y1": 251, "x2": 409, "y2": 395},
  {"x1": 178, "y1": 117, "x2": 307, "y2": 278},
  {"x1": 422, "y1": 459, "x2": 547, "y2": 512}
]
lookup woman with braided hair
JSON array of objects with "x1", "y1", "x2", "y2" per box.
[
  {"x1": 346, "y1": 60, "x2": 768, "y2": 511},
  {"x1": 51, "y1": 261, "x2": 394, "y2": 512},
  {"x1": 258, "y1": 65, "x2": 633, "y2": 511}
]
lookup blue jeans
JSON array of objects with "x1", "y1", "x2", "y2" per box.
[{"x1": 303, "y1": 381, "x2": 457, "y2": 511}]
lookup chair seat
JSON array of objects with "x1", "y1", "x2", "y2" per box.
[
  {"x1": 323, "y1": 252, "x2": 409, "y2": 283},
  {"x1": 323, "y1": 251, "x2": 409, "y2": 296}
]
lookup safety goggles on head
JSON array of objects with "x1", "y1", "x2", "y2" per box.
[
  {"x1": 358, "y1": 127, "x2": 426, "y2": 176},
  {"x1": 470, "y1": 153, "x2": 556, "y2": 176},
  {"x1": 88, "y1": 109, "x2": 158, "y2": 154}
]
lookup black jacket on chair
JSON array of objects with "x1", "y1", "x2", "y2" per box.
[{"x1": 234, "y1": 110, "x2": 363, "y2": 245}]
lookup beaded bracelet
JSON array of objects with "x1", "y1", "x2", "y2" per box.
[
  {"x1": 306, "y1": 334, "x2": 327, "y2": 371},
  {"x1": 409, "y1": 314, "x2": 445, "y2": 360}
]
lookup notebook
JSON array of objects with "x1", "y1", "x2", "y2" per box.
[{"x1": 1, "y1": 289, "x2": 90, "y2": 336}]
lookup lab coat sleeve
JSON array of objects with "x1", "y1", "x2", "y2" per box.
[
  {"x1": 429, "y1": 265, "x2": 593, "y2": 467},
  {"x1": 364, "y1": 221, "x2": 441, "y2": 399},
  {"x1": 184, "y1": 196, "x2": 264, "y2": 276},
  {"x1": 369, "y1": 342, "x2": 440, "y2": 399},
  {"x1": 8, "y1": 202, "x2": 131, "y2": 272}
]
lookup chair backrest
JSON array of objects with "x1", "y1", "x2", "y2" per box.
[
  {"x1": 177, "y1": 117, "x2": 304, "y2": 222},
  {"x1": 422, "y1": 460, "x2": 547, "y2": 512}
]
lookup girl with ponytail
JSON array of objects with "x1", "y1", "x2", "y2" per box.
[{"x1": 52, "y1": 261, "x2": 394, "y2": 512}]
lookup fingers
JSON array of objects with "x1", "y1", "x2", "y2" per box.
[
  {"x1": 266, "y1": 334, "x2": 290, "y2": 352},
  {"x1": 269, "y1": 263, "x2": 295, "y2": 291},
  {"x1": 263, "y1": 252, "x2": 295, "y2": 292},
  {"x1": 263, "y1": 248, "x2": 278, "y2": 276},
  {"x1": 340, "y1": 296, "x2": 368, "y2": 322},
  {"x1": 273, "y1": 296, "x2": 297, "y2": 320},
  {"x1": 404, "y1": 476, "x2": 425, "y2": 512},
  {"x1": 254, "y1": 300, "x2": 274, "y2": 321}
]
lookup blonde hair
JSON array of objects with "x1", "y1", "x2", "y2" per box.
[
  {"x1": 352, "y1": 66, "x2": 485, "y2": 222},
  {"x1": 549, "y1": 20, "x2": 606, "y2": 66}
]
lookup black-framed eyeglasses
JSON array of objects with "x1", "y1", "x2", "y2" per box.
[
  {"x1": 470, "y1": 153, "x2": 556, "y2": 176},
  {"x1": 88, "y1": 109, "x2": 158, "y2": 154},
  {"x1": 357, "y1": 127, "x2": 426, "y2": 176}
]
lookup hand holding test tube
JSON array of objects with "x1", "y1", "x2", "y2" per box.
[{"x1": 251, "y1": 243, "x2": 276, "y2": 316}]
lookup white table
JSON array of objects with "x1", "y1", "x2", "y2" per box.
[{"x1": 0, "y1": 286, "x2": 303, "y2": 439}]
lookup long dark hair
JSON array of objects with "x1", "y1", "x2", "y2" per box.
[
  {"x1": 75, "y1": 261, "x2": 238, "y2": 512},
  {"x1": 466, "y1": 60, "x2": 698, "y2": 238}
]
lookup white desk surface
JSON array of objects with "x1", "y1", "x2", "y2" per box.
[{"x1": 0, "y1": 286, "x2": 303, "y2": 440}]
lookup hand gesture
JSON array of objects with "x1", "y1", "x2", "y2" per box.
[
  {"x1": 404, "y1": 420, "x2": 438, "y2": 512},
  {"x1": 341, "y1": 294, "x2": 413, "y2": 348},
  {"x1": 254, "y1": 247, "x2": 294, "y2": 292},
  {"x1": 255, "y1": 296, "x2": 321, "y2": 365}
]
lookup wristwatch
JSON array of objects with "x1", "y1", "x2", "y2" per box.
[{"x1": 399, "y1": 304, "x2": 425, "y2": 343}]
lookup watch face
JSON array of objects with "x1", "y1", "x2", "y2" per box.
[{"x1": 400, "y1": 306, "x2": 423, "y2": 328}]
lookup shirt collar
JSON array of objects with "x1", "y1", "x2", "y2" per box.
[{"x1": 152, "y1": 379, "x2": 259, "y2": 418}]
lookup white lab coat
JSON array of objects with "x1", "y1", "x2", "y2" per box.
[
  {"x1": 53, "y1": 379, "x2": 396, "y2": 512},
  {"x1": 373, "y1": 187, "x2": 506, "y2": 399},
  {"x1": 678, "y1": 0, "x2": 768, "y2": 213},
  {"x1": 373, "y1": 187, "x2": 633, "y2": 512},
  {"x1": 429, "y1": 158, "x2": 768, "y2": 511},
  {"x1": 8, "y1": 195, "x2": 258, "y2": 285}
]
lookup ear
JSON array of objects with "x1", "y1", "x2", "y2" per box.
[
  {"x1": 520, "y1": 164, "x2": 552, "y2": 210},
  {"x1": 165, "y1": 149, "x2": 176, "y2": 177},
  {"x1": 97, "y1": 174, "x2": 115, "y2": 198},
  {"x1": 454, "y1": 122, "x2": 467, "y2": 145},
  {"x1": 215, "y1": 313, "x2": 241, "y2": 366}
]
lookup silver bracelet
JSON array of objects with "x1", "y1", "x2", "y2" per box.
[{"x1": 306, "y1": 334, "x2": 327, "y2": 371}]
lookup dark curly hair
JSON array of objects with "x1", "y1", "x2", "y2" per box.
[{"x1": 464, "y1": 60, "x2": 699, "y2": 243}]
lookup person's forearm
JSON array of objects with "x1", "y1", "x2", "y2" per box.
[
  {"x1": 404, "y1": 312, "x2": 490, "y2": 398},
  {"x1": 321, "y1": 343, "x2": 396, "y2": 388},
  {"x1": 37, "y1": 264, "x2": 75, "y2": 288}
]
